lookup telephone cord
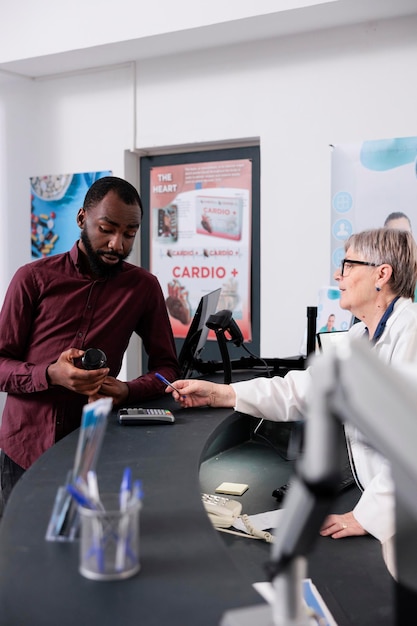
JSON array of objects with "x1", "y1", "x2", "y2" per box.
[{"x1": 216, "y1": 515, "x2": 274, "y2": 543}]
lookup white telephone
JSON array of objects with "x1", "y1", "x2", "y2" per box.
[{"x1": 201, "y1": 493, "x2": 242, "y2": 528}]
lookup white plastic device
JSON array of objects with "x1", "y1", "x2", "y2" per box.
[
  {"x1": 201, "y1": 493, "x2": 242, "y2": 528},
  {"x1": 117, "y1": 408, "x2": 175, "y2": 424}
]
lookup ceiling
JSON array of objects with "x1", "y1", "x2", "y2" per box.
[{"x1": 0, "y1": 0, "x2": 416, "y2": 84}]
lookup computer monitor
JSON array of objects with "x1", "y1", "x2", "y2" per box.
[
  {"x1": 317, "y1": 330, "x2": 349, "y2": 353},
  {"x1": 178, "y1": 288, "x2": 221, "y2": 378}
]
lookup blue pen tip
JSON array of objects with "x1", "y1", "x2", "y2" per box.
[
  {"x1": 122, "y1": 467, "x2": 132, "y2": 489},
  {"x1": 133, "y1": 479, "x2": 143, "y2": 501}
]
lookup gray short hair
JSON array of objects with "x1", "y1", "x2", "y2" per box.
[{"x1": 345, "y1": 228, "x2": 417, "y2": 299}]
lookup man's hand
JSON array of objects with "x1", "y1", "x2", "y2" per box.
[
  {"x1": 90, "y1": 377, "x2": 129, "y2": 406},
  {"x1": 320, "y1": 511, "x2": 367, "y2": 539},
  {"x1": 47, "y1": 348, "x2": 109, "y2": 397},
  {"x1": 164, "y1": 379, "x2": 236, "y2": 409}
]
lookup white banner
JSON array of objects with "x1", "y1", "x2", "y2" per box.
[{"x1": 331, "y1": 136, "x2": 417, "y2": 281}]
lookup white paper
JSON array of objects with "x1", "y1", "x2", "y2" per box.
[
  {"x1": 232, "y1": 508, "x2": 285, "y2": 533},
  {"x1": 254, "y1": 580, "x2": 338, "y2": 626}
]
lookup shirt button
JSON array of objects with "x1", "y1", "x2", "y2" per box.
[{"x1": 78, "y1": 332, "x2": 83, "y2": 338}]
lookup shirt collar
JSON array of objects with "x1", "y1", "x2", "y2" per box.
[
  {"x1": 366, "y1": 296, "x2": 400, "y2": 344},
  {"x1": 71, "y1": 241, "x2": 104, "y2": 279},
  {"x1": 70, "y1": 240, "x2": 125, "y2": 280},
  {"x1": 71, "y1": 241, "x2": 92, "y2": 276},
  {"x1": 70, "y1": 241, "x2": 81, "y2": 267}
]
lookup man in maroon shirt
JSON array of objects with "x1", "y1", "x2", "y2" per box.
[{"x1": 0, "y1": 176, "x2": 179, "y2": 510}]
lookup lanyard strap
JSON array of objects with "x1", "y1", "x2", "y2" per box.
[{"x1": 367, "y1": 296, "x2": 400, "y2": 344}]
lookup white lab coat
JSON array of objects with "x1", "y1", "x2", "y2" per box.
[{"x1": 231, "y1": 297, "x2": 417, "y2": 574}]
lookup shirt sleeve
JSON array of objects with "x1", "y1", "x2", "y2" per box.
[
  {"x1": 231, "y1": 368, "x2": 312, "y2": 421},
  {"x1": 353, "y1": 461, "x2": 395, "y2": 543},
  {"x1": 0, "y1": 266, "x2": 50, "y2": 393},
  {"x1": 125, "y1": 275, "x2": 179, "y2": 402}
]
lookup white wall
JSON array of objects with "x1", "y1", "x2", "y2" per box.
[
  {"x1": 0, "y1": 65, "x2": 134, "y2": 290},
  {"x1": 1, "y1": 13, "x2": 417, "y2": 366},
  {"x1": 0, "y1": 0, "x2": 327, "y2": 64}
]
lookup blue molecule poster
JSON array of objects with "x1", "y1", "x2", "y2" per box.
[
  {"x1": 30, "y1": 171, "x2": 112, "y2": 258},
  {"x1": 330, "y1": 136, "x2": 417, "y2": 281}
]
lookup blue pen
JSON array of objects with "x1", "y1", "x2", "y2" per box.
[
  {"x1": 67, "y1": 483, "x2": 105, "y2": 572},
  {"x1": 66, "y1": 483, "x2": 97, "y2": 510},
  {"x1": 86, "y1": 470, "x2": 105, "y2": 511},
  {"x1": 155, "y1": 372, "x2": 183, "y2": 396},
  {"x1": 119, "y1": 467, "x2": 132, "y2": 512},
  {"x1": 130, "y1": 479, "x2": 143, "y2": 507},
  {"x1": 116, "y1": 467, "x2": 133, "y2": 571}
]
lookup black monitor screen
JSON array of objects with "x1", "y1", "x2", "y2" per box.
[{"x1": 178, "y1": 288, "x2": 221, "y2": 378}]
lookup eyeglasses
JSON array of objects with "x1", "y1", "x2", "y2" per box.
[{"x1": 340, "y1": 258, "x2": 378, "y2": 277}]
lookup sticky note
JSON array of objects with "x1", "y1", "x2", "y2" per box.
[{"x1": 215, "y1": 482, "x2": 249, "y2": 496}]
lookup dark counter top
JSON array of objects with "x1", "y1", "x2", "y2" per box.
[{"x1": 0, "y1": 395, "x2": 395, "y2": 626}]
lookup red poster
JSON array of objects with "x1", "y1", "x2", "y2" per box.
[{"x1": 149, "y1": 159, "x2": 252, "y2": 340}]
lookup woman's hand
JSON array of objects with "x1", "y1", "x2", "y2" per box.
[
  {"x1": 320, "y1": 511, "x2": 367, "y2": 538},
  {"x1": 165, "y1": 379, "x2": 236, "y2": 409}
]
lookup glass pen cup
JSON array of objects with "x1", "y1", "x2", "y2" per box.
[{"x1": 78, "y1": 494, "x2": 141, "y2": 581}]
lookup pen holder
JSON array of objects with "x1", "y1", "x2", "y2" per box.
[{"x1": 79, "y1": 494, "x2": 141, "y2": 581}]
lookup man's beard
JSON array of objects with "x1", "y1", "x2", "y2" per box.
[{"x1": 80, "y1": 229, "x2": 128, "y2": 277}]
